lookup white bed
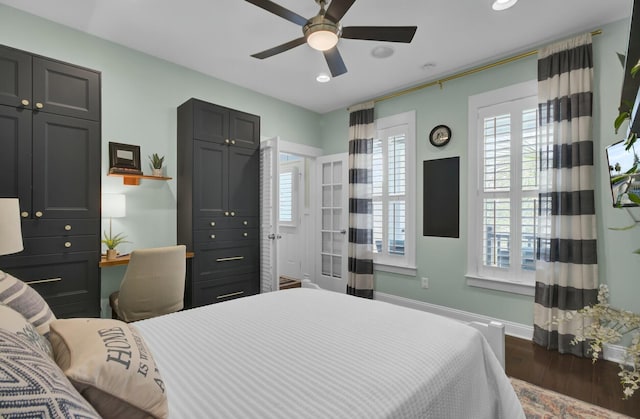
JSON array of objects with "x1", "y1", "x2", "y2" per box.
[{"x1": 135, "y1": 288, "x2": 524, "y2": 419}]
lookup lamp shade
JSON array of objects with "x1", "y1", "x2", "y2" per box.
[
  {"x1": 102, "y1": 194, "x2": 126, "y2": 218},
  {"x1": 0, "y1": 198, "x2": 24, "y2": 256}
]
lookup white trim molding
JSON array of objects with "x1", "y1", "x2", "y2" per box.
[
  {"x1": 374, "y1": 291, "x2": 532, "y2": 340},
  {"x1": 373, "y1": 291, "x2": 630, "y2": 364}
]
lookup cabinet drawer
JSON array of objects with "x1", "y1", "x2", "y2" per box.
[
  {"x1": 194, "y1": 243, "x2": 259, "y2": 281},
  {"x1": 191, "y1": 274, "x2": 258, "y2": 307},
  {"x1": 195, "y1": 216, "x2": 258, "y2": 230},
  {"x1": 1, "y1": 251, "x2": 100, "y2": 318},
  {"x1": 195, "y1": 228, "x2": 258, "y2": 244},
  {"x1": 21, "y1": 219, "x2": 98, "y2": 238},
  {"x1": 22, "y1": 235, "x2": 98, "y2": 255}
]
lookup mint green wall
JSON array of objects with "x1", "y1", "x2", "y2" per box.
[
  {"x1": 321, "y1": 19, "x2": 640, "y2": 325},
  {"x1": 0, "y1": 5, "x2": 322, "y2": 301}
]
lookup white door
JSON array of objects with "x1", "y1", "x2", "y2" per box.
[
  {"x1": 316, "y1": 153, "x2": 348, "y2": 292},
  {"x1": 260, "y1": 137, "x2": 280, "y2": 292}
]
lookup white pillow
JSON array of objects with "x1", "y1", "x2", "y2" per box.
[{"x1": 49, "y1": 318, "x2": 168, "y2": 419}]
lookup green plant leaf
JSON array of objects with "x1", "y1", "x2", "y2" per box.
[
  {"x1": 628, "y1": 193, "x2": 640, "y2": 204},
  {"x1": 631, "y1": 59, "x2": 640, "y2": 77},
  {"x1": 615, "y1": 110, "x2": 630, "y2": 133},
  {"x1": 608, "y1": 224, "x2": 638, "y2": 231}
]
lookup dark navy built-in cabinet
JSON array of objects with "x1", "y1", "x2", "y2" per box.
[
  {"x1": 0, "y1": 44, "x2": 101, "y2": 317},
  {"x1": 177, "y1": 98, "x2": 260, "y2": 307}
]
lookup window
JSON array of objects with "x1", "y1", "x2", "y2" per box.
[
  {"x1": 279, "y1": 153, "x2": 301, "y2": 226},
  {"x1": 466, "y1": 81, "x2": 537, "y2": 295},
  {"x1": 372, "y1": 111, "x2": 416, "y2": 274}
]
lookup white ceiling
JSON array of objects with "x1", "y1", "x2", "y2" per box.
[{"x1": 0, "y1": 0, "x2": 632, "y2": 114}]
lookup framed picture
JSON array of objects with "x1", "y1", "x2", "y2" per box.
[{"x1": 109, "y1": 142, "x2": 142, "y2": 174}]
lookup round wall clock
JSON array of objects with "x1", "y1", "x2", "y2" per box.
[{"x1": 429, "y1": 125, "x2": 452, "y2": 147}]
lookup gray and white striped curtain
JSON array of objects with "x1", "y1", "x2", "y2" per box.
[
  {"x1": 347, "y1": 101, "x2": 375, "y2": 299},
  {"x1": 533, "y1": 33, "x2": 598, "y2": 356}
]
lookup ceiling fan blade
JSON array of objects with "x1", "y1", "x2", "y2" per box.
[
  {"x1": 323, "y1": 47, "x2": 348, "y2": 77},
  {"x1": 251, "y1": 37, "x2": 306, "y2": 59},
  {"x1": 245, "y1": 0, "x2": 308, "y2": 26},
  {"x1": 325, "y1": 0, "x2": 356, "y2": 22},
  {"x1": 342, "y1": 26, "x2": 417, "y2": 43}
]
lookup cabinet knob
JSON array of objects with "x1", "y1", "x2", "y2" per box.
[
  {"x1": 224, "y1": 211, "x2": 229, "y2": 216},
  {"x1": 243, "y1": 220, "x2": 248, "y2": 226},
  {"x1": 231, "y1": 139, "x2": 236, "y2": 145},
  {"x1": 64, "y1": 241, "x2": 72, "y2": 248},
  {"x1": 21, "y1": 211, "x2": 29, "y2": 218},
  {"x1": 210, "y1": 234, "x2": 216, "y2": 239},
  {"x1": 35, "y1": 102, "x2": 44, "y2": 109},
  {"x1": 210, "y1": 221, "x2": 216, "y2": 227},
  {"x1": 64, "y1": 224, "x2": 72, "y2": 231},
  {"x1": 243, "y1": 232, "x2": 248, "y2": 237},
  {"x1": 35, "y1": 211, "x2": 43, "y2": 218},
  {"x1": 230, "y1": 211, "x2": 235, "y2": 217},
  {"x1": 21, "y1": 99, "x2": 29, "y2": 106},
  {"x1": 225, "y1": 139, "x2": 230, "y2": 144}
]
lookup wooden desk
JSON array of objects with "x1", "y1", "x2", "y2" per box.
[{"x1": 99, "y1": 251, "x2": 194, "y2": 267}]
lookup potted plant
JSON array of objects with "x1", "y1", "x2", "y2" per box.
[
  {"x1": 148, "y1": 153, "x2": 165, "y2": 177},
  {"x1": 101, "y1": 231, "x2": 129, "y2": 260}
]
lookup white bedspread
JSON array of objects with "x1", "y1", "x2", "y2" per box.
[{"x1": 135, "y1": 289, "x2": 524, "y2": 419}]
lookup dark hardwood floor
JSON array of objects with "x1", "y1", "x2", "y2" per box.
[{"x1": 506, "y1": 335, "x2": 640, "y2": 418}]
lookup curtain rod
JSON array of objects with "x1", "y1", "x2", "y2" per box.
[{"x1": 372, "y1": 29, "x2": 603, "y2": 104}]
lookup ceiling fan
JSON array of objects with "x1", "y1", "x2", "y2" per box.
[{"x1": 246, "y1": 0, "x2": 417, "y2": 77}]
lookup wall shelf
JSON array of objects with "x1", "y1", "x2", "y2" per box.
[{"x1": 107, "y1": 173, "x2": 172, "y2": 185}]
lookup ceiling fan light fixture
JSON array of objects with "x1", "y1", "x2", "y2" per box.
[
  {"x1": 307, "y1": 30, "x2": 339, "y2": 51},
  {"x1": 491, "y1": 0, "x2": 518, "y2": 11}
]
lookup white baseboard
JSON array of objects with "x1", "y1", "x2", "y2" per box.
[
  {"x1": 374, "y1": 291, "x2": 533, "y2": 340},
  {"x1": 373, "y1": 291, "x2": 628, "y2": 364}
]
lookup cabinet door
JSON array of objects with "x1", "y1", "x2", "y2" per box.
[
  {"x1": 193, "y1": 100, "x2": 229, "y2": 143},
  {"x1": 0, "y1": 45, "x2": 32, "y2": 108},
  {"x1": 32, "y1": 113, "x2": 100, "y2": 219},
  {"x1": 193, "y1": 139, "x2": 227, "y2": 218},
  {"x1": 229, "y1": 110, "x2": 260, "y2": 149},
  {"x1": 0, "y1": 106, "x2": 31, "y2": 213},
  {"x1": 32, "y1": 57, "x2": 100, "y2": 121},
  {"x1": 228, "y1": 146, "x2": 260, "y2": 216}
]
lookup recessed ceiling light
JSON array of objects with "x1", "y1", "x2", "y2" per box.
[
  {"x1": 491, "y1": 0, "x2": 518, "y2": 11},
  {"x1": 316, "y1": 73, "x2": 331, "y2": 83},
  {"x1": 371, "y1": 45, "x2": 395, "y2": 59}
]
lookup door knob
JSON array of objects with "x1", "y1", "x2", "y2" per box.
[
  {"x1": 21, "y1": 211, "x2": 28, "y2": 218},
  {"x1": 35, "y1": 102, "x2": 44, "y2": 109},
  {"x1": 35, "y1": 211, "x2": 43, "y2": 218},
  {"x1": 21, "y1": 99, "x2": 29, "y2": 106},
  {"x1": 340, "y1": 229, "x2": 347, "y2": 234}
]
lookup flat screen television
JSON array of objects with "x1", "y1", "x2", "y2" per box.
[{"x1": 606, "y1": 140, "x2": 640, "y2": 207}]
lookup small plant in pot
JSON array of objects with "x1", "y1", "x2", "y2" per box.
[
  {"x1": 148, "y1": 153, "x2": 165, "y2": 177},
  {"x1": 101, "y1": 231, "x2": 129, "y2": 260}
]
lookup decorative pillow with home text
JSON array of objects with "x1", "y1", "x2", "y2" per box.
[{"x1": 49, "y1": 318, "x2": 168, "y2": 419}]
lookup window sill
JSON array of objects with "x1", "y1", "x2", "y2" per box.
[
  {"x1": 465, "y1": 274, "x2": 535, "y2": 296},
  {"x1": 374, "y1": 263, "x2": 417, "y2": 276}
]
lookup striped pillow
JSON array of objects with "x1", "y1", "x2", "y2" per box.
[
  {"x1": 0, "y1": 270, "x2": 56, "y2": 337},
  {"x1": 0, "y1": 303, "x2": 53, "y2": 358}
]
